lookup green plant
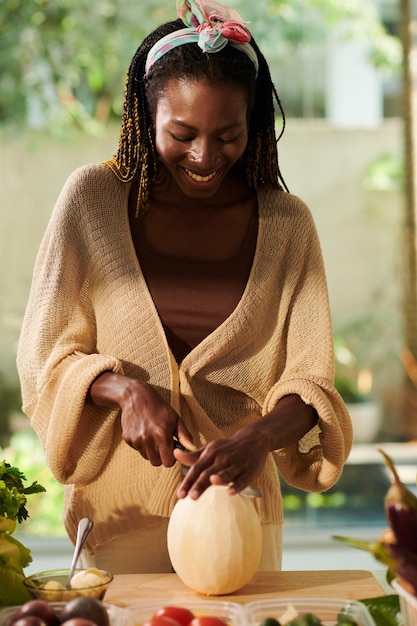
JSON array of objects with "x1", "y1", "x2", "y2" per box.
[
  {"x1": 363, "y1": 152, "x2": 404, "y2": 192},
  {"x1": 334, "y1": 336, "x2": 374, "y2": 403},
  {"x1": 0, "y1": 375, "x2": 22, "y2": 448},
  {"x1": 1, "y1": 430, "x2": 65, "y2": 537},
  {"x1": 0, "y1": 0, "x2": 400, "y2": 135},
  {"x1": 0, "y1": 460, "x2": 45, "y2": 605}
]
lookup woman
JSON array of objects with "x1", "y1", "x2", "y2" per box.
[{"x1": 17, "y1": 0, "x2": 352, "y2": 573}]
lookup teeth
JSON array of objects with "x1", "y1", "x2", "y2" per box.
[{"x1": 184, "y1": 168, "x2": 217, "y2": 182}]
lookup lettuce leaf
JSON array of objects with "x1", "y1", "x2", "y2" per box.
[
  {"x1": 0, "y1": 461, "x2": 46, "y2": 606},
  {"x1": 360, "y1": 595, "x2": 401, "y2": 626},
  {"x1": 0, "y1": 525, "x2": 34, "y2": 605},
  {"x1": 0, "y1": 530, "x2": 33, "y2": 571},
  {"x1": 0, "y1": 565, "x2": 32, "y2": 606}
]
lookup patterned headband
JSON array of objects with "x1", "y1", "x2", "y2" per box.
[{"x1": 145, "y1": 0, "x2": 259, "y2": 77}]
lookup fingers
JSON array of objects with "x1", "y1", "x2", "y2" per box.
[
  {"x1": 128, "y1": 433, "x2": 176, "y2": 468},
  {"x1": 209, "y1": 471, "x2": 253, "y2": 496},
  {"x1": 209, "y1": 471, "x2": 232, "y2": 486},
  {"x1": 173, "y1": 447, "x2": 200, "y2": 468},
  {"x1": 175, "y1": 438, "x2": 263, "y2": 500},
  {"x1": 175, "y1": 422, "x2": 198, "y2": 451},
  {"x1": 122, "y1": 420, "x2": 177, "y2": 467},
  {"x1": 175, "y1": 450, "x2": 240, "y2": 500}
]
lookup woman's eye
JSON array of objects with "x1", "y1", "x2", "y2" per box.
[
  {"x1": 219, "y1": 136, "x2": 238, "y2": 144},
  {"x1": 171, "y1": 134, "x2": 192, "y2": 143}
]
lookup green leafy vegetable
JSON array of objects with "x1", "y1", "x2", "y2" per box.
[
  {"x1": 0, "y1": 460, "x2": 46, "y2": 606},
  {"x1": 360, "y1": 595, "x2": 401, "y2": 626},
  {"x1": 0, "y1": 460, "x2": 45, "y2": 522}
]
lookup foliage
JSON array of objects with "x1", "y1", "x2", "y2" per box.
[
  {"x1": 0, "y1": 0, "x2": 176, "y2": 135},
  {"x1": 246, "y1": 0, "x2": 401, "y2": 74},
  {"x1": 334, "y1": 336, "x2": 373, "y2": 403},
  {"x1": 281, "y1": 461, "x2": 389, "y2": 526},
  {"x1": 333, "y1": 312, "x2": 400, "y2": 404},
  {"x1": 360, "y1": 595, "x2": 401, "y2": 626},
  {"x1": 305, "y1": 0, "x2": 401, "y2": 73},
  {"x1": 0, "y1": 375, "x2": 22, "y2": 448},
  {"x1": 0, "y1": 460, "x2": 46, "y2": 606},
  {"x1": 1, "y1": 431, "x2": 66, "y2": 537},
  {"x1": 363, "y1": 152, "x2": 404, "y2": 192},
  {"x1": 0, "y1": 0, "x2": 401, "y2": 135},
  {"x1": 0, "y1": 461, "x2": 45, "y2": 523}
]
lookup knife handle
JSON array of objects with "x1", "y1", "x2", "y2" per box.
[{"x1": 173, "y1": 437, "x2": 188, "y2": 452}]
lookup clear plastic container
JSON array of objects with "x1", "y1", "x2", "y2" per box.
[
  {"x1": 0, "y1": 602, "x2": 123, "y2": 626},
  {"x1": 125, "y1": 600, "x2": 246, "y2": 626},
  {"x1": 392, "y1": 578, "x2": 417, "y2": 626},
  {"x1": 243, "y1": 597, "x2": 375, "y2": 626}
]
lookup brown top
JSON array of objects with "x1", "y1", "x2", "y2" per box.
[{"x1": 136, "y1": 210, "x2": 258, "y2": 363}]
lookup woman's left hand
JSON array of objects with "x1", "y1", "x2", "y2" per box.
[
  {"x1": 173, "y1": 394, "x2": 318, "y2": 499},
  {"x1": 174, "y1": 424, "x2": 270, "y2": 499}
]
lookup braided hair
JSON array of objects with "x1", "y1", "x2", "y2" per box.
[{"x1": 105, "y1": 18, "x2": 288, "y2": 217}]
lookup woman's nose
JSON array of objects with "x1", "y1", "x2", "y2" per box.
[{"x1": 189, "y1": 139, "x2": 221, "y2": 169}]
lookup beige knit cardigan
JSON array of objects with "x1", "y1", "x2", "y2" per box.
[{"x1": 17, "y1": 163, "x2": 352, "y2": 552}]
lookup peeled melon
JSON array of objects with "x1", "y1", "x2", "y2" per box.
[{"x1": 167, "y1": 484, "x2": 262, "y2": 595}]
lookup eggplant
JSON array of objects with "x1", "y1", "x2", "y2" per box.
[{"x1": 378, "y1": 448, "x2": 417, "y2": 553}]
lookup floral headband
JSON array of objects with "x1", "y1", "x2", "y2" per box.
[{"x1": 144, "y1": 0, "x2": 258, "y2": 77}]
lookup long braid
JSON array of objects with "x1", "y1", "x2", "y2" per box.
[
  {"x1": 105, "y1": 19, "x2": 289, "y2": 217},
  {"x1": 105, "y1": 66, "x2": 155, "y2": 216},
  {"x1": 240, "y1": 38, "x2": 289, "y2": 192},
  {"x1": 106, "y1": 59, "x2": 142, "y2": 181},
  {"x1": 105, "y1": 22, "x2": 183, "y2": 217}
]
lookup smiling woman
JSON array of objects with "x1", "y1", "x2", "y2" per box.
[
  {"x1": 16, "y1": 0, "x2": 352, "y2": 575},
  {"x1": 152, "y1": 80, "x2": 249, "y2": 201}
]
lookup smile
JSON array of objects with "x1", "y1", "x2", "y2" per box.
[{"x1": 184, "y1": 168, "x2": 218, "y2": 183}]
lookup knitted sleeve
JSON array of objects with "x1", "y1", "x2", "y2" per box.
[
  {"x1": 16, "y1": 165, "x2": 124, "y2": 485},
  {"x1": 261, "y1": 193, "x2": 352, "y2": 492}
]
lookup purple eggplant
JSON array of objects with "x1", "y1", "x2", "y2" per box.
[{"x1": 378, "y1": 448, "x2": 417, "y2": 553}]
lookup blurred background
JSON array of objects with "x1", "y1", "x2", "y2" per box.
[{"x1": 0, "y1": 0, "x2": 416, "y2": 575}]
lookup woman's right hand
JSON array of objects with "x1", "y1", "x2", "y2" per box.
[{"x1": 87, "y1": 371, "x2": 193, "y2": 467}]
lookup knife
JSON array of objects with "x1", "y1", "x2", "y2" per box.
[{"x1": 173, "y1": 437, "x2": 262, "y2": 498}]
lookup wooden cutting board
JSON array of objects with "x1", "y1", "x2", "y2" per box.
[{"x1": 105, "y1": 570, "x2": 386, "y2": 607}]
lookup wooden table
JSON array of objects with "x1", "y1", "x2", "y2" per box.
[{"x1": 105, "y1": 570, "x2": 385, "y2": 607}]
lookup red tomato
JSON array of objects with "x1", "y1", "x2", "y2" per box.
[
  {"x1": 189, "y1": 618, "x2": 229, "y2": 626},
  {"x1": 154, "y1": 607, "x2": 195, "y2": 626},
  {"x1": 144, "y1": 616, "x2": 182, "y2": 626},
  {"x1": 155, "y1": 606, "x2": 195, "y2": 626}
]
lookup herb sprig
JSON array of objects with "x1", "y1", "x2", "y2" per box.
[{"x1": 0, "y1": 461, "x2": 46, "y2": 523}]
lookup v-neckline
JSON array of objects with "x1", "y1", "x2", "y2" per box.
[{"x1": 123, "y1": 182, "x2": 266, "y2": 371}]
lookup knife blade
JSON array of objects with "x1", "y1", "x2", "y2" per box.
[{"x1": 173, "y1": 437, "x2": 262, "y2": 498}]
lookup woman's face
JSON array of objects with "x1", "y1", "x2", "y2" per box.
[{"x1": 153, "y1": 78, "x2": 249, "y2": 199}]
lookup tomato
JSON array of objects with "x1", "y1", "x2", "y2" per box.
[
  {"x1": 144, "y1": 616, "x2": 182, "y2": 626},
  {"x1": 189, "y1": 618, "x2": 229, "y2": 626},
  {"x1": 154, "y1": 607, "x2": 195, "y2": 626}
]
